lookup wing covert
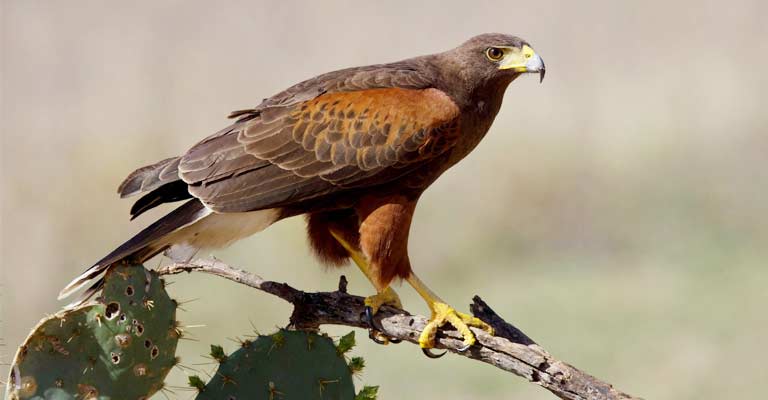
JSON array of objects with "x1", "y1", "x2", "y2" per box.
[{"x1": 179, "y1": 87, "x2": 460, "y2": 212}]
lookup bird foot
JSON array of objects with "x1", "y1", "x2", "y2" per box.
[
  {"x1": 360, "y1": 287, "x2": 403, "y2": 345},
  {"x1": 419, "y1": 302, "x2": 494, "y2": 355}
]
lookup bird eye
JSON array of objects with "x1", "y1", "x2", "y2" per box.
[{"x1": 485, "y1": 47, "x2": 504, "y2": 61}]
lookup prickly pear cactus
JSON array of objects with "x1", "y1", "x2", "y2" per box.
[
  {"x1": 5, "y1": 262, "x2": 179, "y2": 400},
  {"x1": 191, "y1": 329, "x2": 378, "y2": 400}
]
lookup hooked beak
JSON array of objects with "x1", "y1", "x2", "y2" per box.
[
  {"x1": 498, "y1": 44, "x2": 546, "y2": 83},
  {"x1": 529, "y1": 53, "x2": 545, "y2": 83}
]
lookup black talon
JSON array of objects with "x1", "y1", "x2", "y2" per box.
[
  {"x1": 363, "y1": 306, "x2": 380, "y2": 330},
  {"x1": 362, "y1": 306, "x2": 398, "y2": 345},
  {"x1": 364, "y1": 306, "x2": 374, "y2": 325},
  {"x1": 422, "y1": 348, "x2": 447, "y2": 358},
  {"x1": 368, "y1": 329, "x2": 389, "y2": 345},
  {"x1": 362, "y1": 305, "x2": 403, "y2": 345}
]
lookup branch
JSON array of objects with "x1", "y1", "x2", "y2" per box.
[{"x1": 156, "y1": 258, "x2": 639, "y2": 400}]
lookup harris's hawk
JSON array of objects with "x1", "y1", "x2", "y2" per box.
[{"x1": 60, "y1": 33, "x2": 545, "y2": 355}]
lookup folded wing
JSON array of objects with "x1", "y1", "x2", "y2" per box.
[{"x1": 179, "y1": 87, "x2": 461, "y2": 213}]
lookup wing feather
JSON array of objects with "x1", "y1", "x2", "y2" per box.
[
  {"x1": 122, "y1": 60, "x2": 456, "y2": 215},
  {"x1": 179, "y1": 87, "x2": 460, "y2": 212}
]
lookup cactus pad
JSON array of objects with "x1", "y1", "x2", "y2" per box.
[
  {"x1": 193, "y1": 329, "x2": 367, "y2": 400},
  {"x1": 5, "y1": 262, "x2": 179, "y2": 400}
]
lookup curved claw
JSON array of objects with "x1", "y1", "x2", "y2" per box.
[
  {"x1": 362, "y1": 306, "x2": 401, "y2": 345},
  {"x1": 422, "y1": 348, "x2": 447, "y2": 358},
  {"x1": 368, "y1": 329, "x2": 389, "y2": 345},
  {"x1": 363, "y1": 306, "x2": 382, "y2": 331},
  {"x1": 364, "y1": 306, "x2": 375, "y2": 326}
]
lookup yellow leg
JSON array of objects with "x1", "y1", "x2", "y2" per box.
[
  {"x1": 329, "y1": 230, "x2": 402, "y2": 314},
  {"x1": 406, "y1": 272, "x2": 494, "y2": 350}
]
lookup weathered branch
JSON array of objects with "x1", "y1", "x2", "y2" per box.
[{"x1": 157, "y1": 258, "x2": 639, "y2": 400}]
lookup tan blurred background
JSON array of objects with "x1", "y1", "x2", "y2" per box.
[{"x1": 2, "y1": 0, "x2": 768, "y2": 398}]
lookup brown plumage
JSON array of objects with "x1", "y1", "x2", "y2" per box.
[
  {"x1": 182, "y1": 87, "x2": 461, "y2": 213},
  {"x1": 60, "y1": 33, "x2": 545, "y2": 351}
]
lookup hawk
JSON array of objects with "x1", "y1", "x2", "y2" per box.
[{"x1": 60, "y1": 33, "x2": 545, "y2": 356}]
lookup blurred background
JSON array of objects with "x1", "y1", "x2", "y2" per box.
[{"x1": 2, "y1": 1, "x2": 767, "y2": 398}]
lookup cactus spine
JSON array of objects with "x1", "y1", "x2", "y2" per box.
[
  {"x1": 6, "y1": 263, "x2": 179, "y2": 400},
  {"x1": 191, "y1": 329, "x2": 378, "y2": 400}
]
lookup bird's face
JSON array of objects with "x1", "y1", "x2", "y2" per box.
[
  {"x1": 448, "y1": 33, "x2": 546, "y2": 89},
  {"x1": 483, "y1": 43, "x2": 545, "y2": 83}
]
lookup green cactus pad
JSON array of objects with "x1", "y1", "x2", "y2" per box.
[
  {"x1": 6, "y1": 262, "x2": 179, "y2": 400},
  {"x1": 193, "y1": 329, "x2": 360, "y2": 400}
]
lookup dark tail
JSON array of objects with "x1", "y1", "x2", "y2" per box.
[
  {"x1": 116, "y1": 156, "x2": 193, "y2": 220},
  {"x1": 58, "y1": 199, "x2": 209, "y2": 303},
  {"x1": 129, "y1": 180, "x2": 193, "y2": 220},
  {"x1": 118, "y1": 157, "x2": 182, "y2": 198}
]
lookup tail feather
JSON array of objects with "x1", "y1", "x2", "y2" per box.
[
  {"x1": 58, "y1": 199, "x2": 209, "y2": 301},
  {"x1": 118, "y1": 157, "x2": 182, "y2": 198},
  {"x1": 64, "y1": 277, "x2": 105, "y2": 309},
  {"x1": 129, "y1": 180, "x2": 193, "y2": 220}
]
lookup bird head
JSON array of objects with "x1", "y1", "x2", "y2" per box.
[{"x1": 439, "y1": 33, "x2": 545, "y2": 97}]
